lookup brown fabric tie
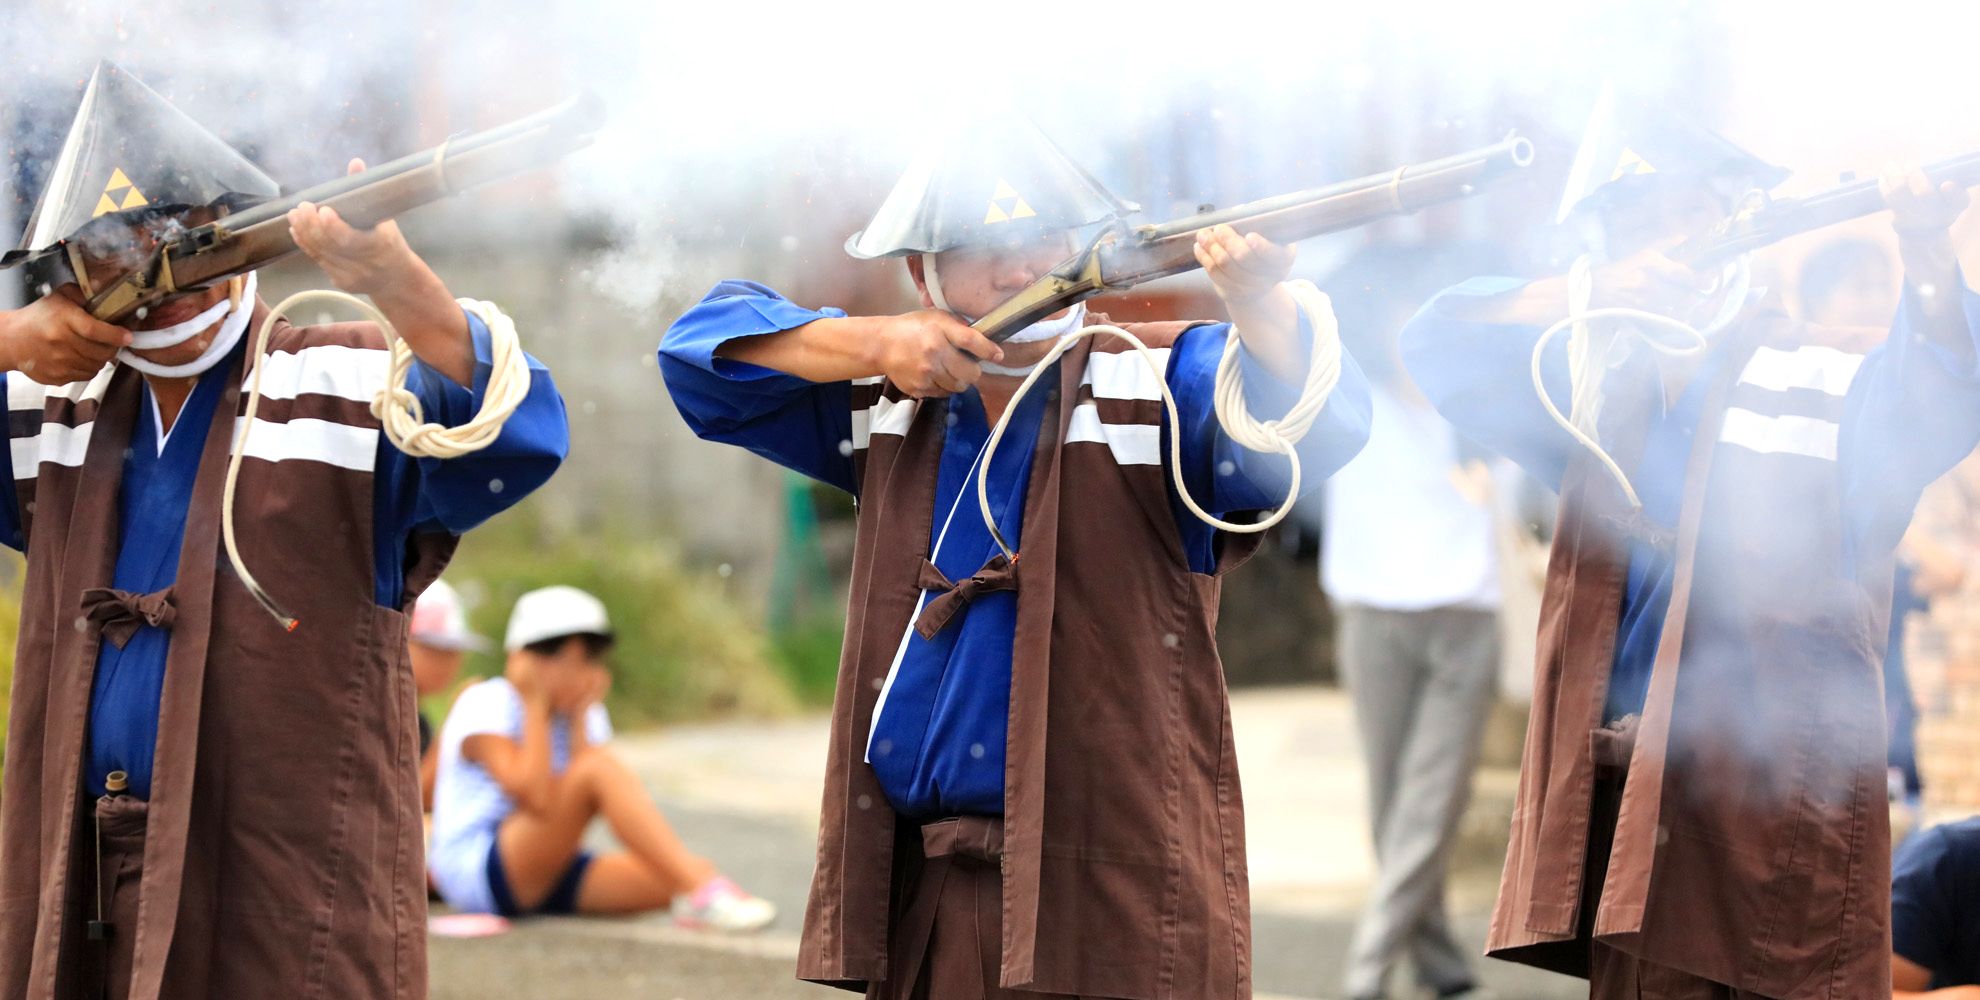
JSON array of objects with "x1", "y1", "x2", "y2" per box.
[
  {"x1": 912, "y1": 556, "x2": 1018, "y2": 639},
  {"x1": 887, "y1": 817, "x2": 1007, "y2": 1000},
  {"x1": 81, "y1": 588, "x2": 178, "y2": 649}
]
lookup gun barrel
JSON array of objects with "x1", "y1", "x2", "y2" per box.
[
  {"x1": 1136, "y1": 134, "x2": 1535, "y2": 242},
  {"x1": 1679, "y1": 148, "x2": 1980, "y2": 268},
  {"x1": 1111, "y1": 134, "x2": 1533, "y2": 289},
  {"x1": 971, "y1": 134, "x2": 1535, "y2": 342},
  {"x1": 86, "y1": 92, "x2": 606, "y2": 323},
  {"x1": 223, "y1": 92, "x2": 604, "y2": 234}
]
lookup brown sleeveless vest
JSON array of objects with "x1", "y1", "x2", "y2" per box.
[
  {"x1": 0, "y1": 303, "x2": 451, "y2": 1000},
  {"x1": 798, "y1": 318, "x2": 1259, "y2": 1000},
  {"x1": 1487, "y1": 314, "x2": 1893, "y2": 1000}
]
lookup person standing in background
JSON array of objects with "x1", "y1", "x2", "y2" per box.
[
  {"x1": 1884, "y1": 532, "x2": 1963, "y2": 832},
  {"x1": 1322, "y1": 249, "x2": 1500, "y2": 1000}
]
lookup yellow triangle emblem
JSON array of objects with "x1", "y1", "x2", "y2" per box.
[
  {"x1": 985, "y1": 178, "x2": 1031, "y2": 225},
  {"x1": 1611, "y1": 148, "x2": 1655, "y2": 181},
  {"x1": 94, "y1": 166, "x2": 146, "y2": 215}
]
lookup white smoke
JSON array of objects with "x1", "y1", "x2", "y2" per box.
[{"x1": 5, "y1": 0, "x2": 1977, "y2": 306}]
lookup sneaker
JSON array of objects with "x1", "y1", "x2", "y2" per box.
[{"x1": 673, "y1": 876, "x2": 777, "y2": 933}]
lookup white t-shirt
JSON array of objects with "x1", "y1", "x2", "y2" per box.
[
  {"x1": 428, "y1": 677, "x2": 612, "y2": 913},
  {"x1": 1322, "y1": 384, "x2": 1501, "y2": 611}
]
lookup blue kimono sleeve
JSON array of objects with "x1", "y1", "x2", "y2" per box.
[
  {"x1": 1400, "y1": 276, "x2": 1576, "y2": 492},
  {"x1": 375, "y1": 308, "x2": 570, "y2": 605},
  {"x1": 1164, "y1": 310, "x2": 1372, "y2": 573},
  {"x1": 1840, "y1": 276, "x2": 1980, "y2": 562},
  {"x1": 1168, "y1": 310, "x2": 1372, "y2": 516},
  {"x1": 657, "y1": 280, "x2": 858, "y2": 495}
]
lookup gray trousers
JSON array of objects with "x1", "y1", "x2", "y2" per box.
[{"x1": 1337, "y1": 604, "x2": 1499, "y2": 999}]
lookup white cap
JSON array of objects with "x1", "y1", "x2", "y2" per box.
[
  {"x1": 409, "y1": 579, "x2": 491, "y2": 652},
  {"x1": 504, "y1": 585, "x2": 614, "y2": 652}
]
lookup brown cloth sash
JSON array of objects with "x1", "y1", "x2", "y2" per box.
[
  {"x1": 89, "y1": 796, "x2": 148, "y2": 1000},
  {"x1": 79, "y1": 589, "x2": 177, "y2": 649},
  {"x1": 889, "y1": 817, "x2": 1006, "y2": 999},
  {"x1": 912, "y1": 557, "x2": 1018, "y2": 639}
]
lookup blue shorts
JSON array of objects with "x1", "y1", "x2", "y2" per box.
[{"x1": 485, "y1": 842, "x2": 593, "y2": 917}]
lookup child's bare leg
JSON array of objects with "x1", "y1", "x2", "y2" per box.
[
  {"x1": 496, "y1": 744, "x2": 716, "y2": 909},
  {"x1": 572, "y1": 853, "x2": 683, "y2": 915}
]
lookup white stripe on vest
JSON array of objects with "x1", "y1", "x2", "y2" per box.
[
  {"x1": 233, "y1": 417, "x2": 379, "y2": 472},
  {"x1": 1739, "y1": 345, "x2": 1864, "y2": 396},
  {"x1": 1718, "y1": 344, "x2": 1863, "y2": 461},
  {"x1": 1082, "y1": 348, "x2": 1172, "y2": 401},
  {"x1": 11, "y1": 422, "x2": 92, "y2": 479},
  {"x1": 1067, "y1": 403, "x2": 1161, "y2": 466},
  {"x1": 7, "y1": 368, "x2": 114, "y2": 410},
  {"x1": 248, "y1": 344, "x2": 391, "y2": 403},
  {"x1": 852, "y1": 391, "x2": 917, "y2": 451},
  {"x1": 1719, "y1": 407, "x2": 1840, "y2": 461},
  {"x1": 6, "y1": 373, "x2": 44, "y2": 413},
  {"x1": 8, "y1": 370, "x2": 116, "y2": 480}
]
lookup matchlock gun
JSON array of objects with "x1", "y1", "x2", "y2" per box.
[
  {"x1": 1675, "y1": 149, "x2": 1980, "y2": 270},
  {"x1": 78, "y1": 92, "x2": 607, "y2": 325},
  {"x1": 972, "y1": 133, "x2": 1536, "y2": 343}
]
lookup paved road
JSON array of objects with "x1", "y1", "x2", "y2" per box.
[{"x1": 431, "y1": 689, "x2": 1587, "y2": 1000}]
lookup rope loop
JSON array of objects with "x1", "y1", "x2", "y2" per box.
[
  {"x1": 1531, "y1": 253, "x2": 1750, "y2": 508},
  {"x1": 224, "y1": 289, "x2": 531, "y2": 628},
  {"x1": 977, "y1": 280, "x2": 1343, "y2": 560}
]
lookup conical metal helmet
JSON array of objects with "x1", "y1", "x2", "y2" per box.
[
  {"x1": 4, "y1": 60, "x2": 281, "y2": 270},
  {"x1": 1555, "y1": 79, "x2": 1789, "y2": 227},
  {"x1": 844, "y1": 106, "x2": 1137, "y2": 260}
]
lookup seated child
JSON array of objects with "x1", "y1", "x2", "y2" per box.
[
  {"x1": 1893, "y1": 815, "x2": 1980, "y2": 998},
  {"x1": 428, "y1": 585, "x2": 775, "y2": 930}
]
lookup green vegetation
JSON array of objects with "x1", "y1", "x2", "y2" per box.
[
  {"x1": 0, "y1": 505, "x2": 835, "y2": 783},
  {"x1": 440, "y1": 508, "x2": 800, "y2": 728},
  {"x1": 767, "y1": 614, "x2": 845, "y2": 705},
  {"x1": 0, "y1": 559, "x2": 21, "y2": 780}
]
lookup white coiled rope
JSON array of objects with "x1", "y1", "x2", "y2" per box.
[
  {"x1": 1529, "y1": 253, "x2": 1750, "y2": 508},
  {"x1": 224, "y1": 289, "x2": 532, "y2": 628},
  {"x1": 976, "y1": 279, "x2": 1343, "y2": 560}
]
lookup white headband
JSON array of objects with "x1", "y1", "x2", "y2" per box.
[{"x1": 119, "y1": 272, "x2": 257, "y2": 379}]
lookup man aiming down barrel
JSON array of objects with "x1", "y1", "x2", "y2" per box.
[
  {"x1": 1401, "y1": 84, "x2": 1980, "y2": 1000},
  {"x1": 0, "y1": 63, "x2": 569, "y2": 1000},
  {"x1": 659, "y1": 109, "x2": 1371, "y2": 1000}
]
